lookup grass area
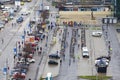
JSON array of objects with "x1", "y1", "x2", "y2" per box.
[
  {"x1": 39, "y1": 77, "x2": 44, "y2": 80},
  {"x1": 115, "y1": 22, "x2": 120, "y2": 27},
  {"x1": 79, "y1": 76, "x2": 112, "y2": 80}
]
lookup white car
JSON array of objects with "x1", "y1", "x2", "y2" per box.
[
  {"x1": 27, "y1": 58, "x2": 35, "y2": 63},
  {"x1": 21, "y1": 11, "x2": 30, "y2": 16},
  {"x1": 0, "y1": 23, "x2": 4, "y2": 28},
  {"x1": 92, "y1": 31, "x2": 102, "y2": 37},
  {"x1": 0, "y1": 21, "x2": 5, "y2": 28},
  {"x1": 82, "y1": 47, "x2": 89, "y2": 58}
]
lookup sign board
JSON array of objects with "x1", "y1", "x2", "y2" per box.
[
  {"x1": 3, "y1": 67, "x2": 7, "y2": 75},
  {"x1": 44, "y1": 6, "x2": 49, "y2": 10},
  {"x1": 113, "y1": 18, "x2": 117, "y2": 23},
  {"x1": 102, "y1": 17, "x2": 117, "y2": 24},
  {"x1": 15, "y1": 0, "x2": 21, "y2": 6},
  {"x1": 25, "y1": 36, "x2": 35, "y2": 42},
  {"x1": 13, "y1": 48, "x2": 17, "y2": 53},
  {"x1": 109, "y1": 18, "x2": 112, "y2": 23}
]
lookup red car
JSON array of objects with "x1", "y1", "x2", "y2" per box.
[
  {"x1": 12, "y1": 72, "x2": 25, "y2": 79},
  {"x1": 35, "y1": 36, "x2": 40, "y2": 41}
]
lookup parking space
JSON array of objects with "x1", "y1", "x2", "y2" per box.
[
  {"x1": 42, "y1": 27, "x2": 64, "y2": 78},
  {"x1": 77, "y1": 27, "x2": 112, "y2": 76}
]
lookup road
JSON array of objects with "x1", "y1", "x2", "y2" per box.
[
  {"x1": 26, "y1": 0, "x2": 59, "y2": 79},
  {"x1": 0, "y1": 0, "x2": 39, "y2": 79}
]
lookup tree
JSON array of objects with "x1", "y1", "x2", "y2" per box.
[{"x1": 115, "y1": 0, "x2": 120, "y2": 20}]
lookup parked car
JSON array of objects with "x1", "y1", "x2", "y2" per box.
[
  {"x1": 20, "y1": 1, "x2": 24, "y2": 5},
  {"x1": 35, "y1": 36, "x2": 40, "y2": 41},
  {"x1": 9, "y1": 15, "x2": 14, "y2": 20},
  {"x1": 49, "y1": 54, "x2": 60, "y2": 59},
  {"x1": 0, "y1": 21, "x2": 5, "y2": 29},
  {"x1": 21, "y1": 11, "x2": 30, "y2": 16},
  {"x1": 16, "y1": 16, "x2": 23, "y2": 23},
  {"x1": 116, "y1": 29, "x2": 120, "y2": 33},
  {"x1": 48, "y1": 60, "x2": 58, "y2": 65},
  {"x1": 95, "y1": 56, "x2": 110, "y2": 67},
  {"x1": 82, "y1": 47, "x2": 89, "y2": 58},
  {"x1": 13, "y1": 7, "x2": 18, "y2": 12},
  {"x1": 27, "y1": 58, "x2": 35, "y2": 63},
  {"x1": 92, "y1": 31, "x2": 102, "y2": 37},
  {"x1": 12, "y1": 72, "x2": 26, "y2": 79},
  {"x1": 0, "y1": 23, "x2": 4, "y2": 28},
  {"x1": 0, "y1": 2, "x2": 5, "y2": 9},
  {"x1": 95, "y1": 56, "x2": 110, "y2": 73},
  {"x1": 1, "y1": 6, "x2": 10, "y2": 11}
]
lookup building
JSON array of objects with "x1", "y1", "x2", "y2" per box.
[{"x1": 54, "y1": 0, "x2": 112, "y2": 11}]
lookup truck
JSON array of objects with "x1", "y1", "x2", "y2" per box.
[{"x1": 95, "y1": 56, "x2": 110, "y2": 73}]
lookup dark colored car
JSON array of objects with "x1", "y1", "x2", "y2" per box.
[
  {"x1": 48, "y1": 60, "x2": 58, "y2": 65},
  {"x1": 16, "y1": 17, "x2": 23, "y2": 23},
  {"x1": 116, "y1": 29, "x2": 120, "y2": 33},
  {"x1": 49, "y1": 54, "x2": 60, "y2": 59}
]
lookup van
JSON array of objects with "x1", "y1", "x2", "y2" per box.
[
  {"x1": 46, "y1": 73, "x2": 53, "y2": 80},
  {"x1": 82, "y1": 47, "x2": 89, "y2": 58}
]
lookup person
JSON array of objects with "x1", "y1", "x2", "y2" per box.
[
  {"x1": 38, "y1": 51, "x2": 41, "y2": 55},
  {"x1": 56, "y1": 50, "x2": 59, "y2": 55},
  {"x1": 21, "y1": 41, "x2": 24, "y2": 46},
  {"x1": 12, "y1": 23, "x2": 14, "y2": 27},
  {"x1": 37, "y1": 46, "x2": 39, "y2": 51},
  {"x1": 69, "y1": 59, "x2": 71, "y2": 66},
  {"x1": 110, "y1": 47, "x2": 112, "y2": 52},
  {"x1": 60, "y1": 59, "x2": 62, "y2": 65},
  {"x1": 68, "y1": 32, "x2": 69, "y2": 36},
  {"x1": 40, "y1": 47, "x2": 42, "y2": 51},
  {"x1": 78, "y1": 44, "x2": 80, "y2": 48},
  {"x1": 18, "y1": 44, "x2": 21, "y2": 51},
  {"x1": 1, "y1": 38, "x2": 4, "y2": 44},
  {"x1": 48, "y1": 25, "x2": 50, "y2": 30}
]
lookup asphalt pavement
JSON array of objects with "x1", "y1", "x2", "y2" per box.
[
  {"x1": 107, "y1": 25, "x2": 120, "y2": 80},
  {"x1": 0, "y1": 0, "x2": 39, "y2": 79}
]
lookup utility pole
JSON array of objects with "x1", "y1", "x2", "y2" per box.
[
  {"x1": 6, "y1": 58, "x2": 8, "y2": 80},
  {"x1": 42, "y1": 0, "x2": 43, "y2": 11}
]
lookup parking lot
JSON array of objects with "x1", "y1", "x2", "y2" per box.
[
  {"x1": 42, "y1": 27, "x2": 63, "y2": 78},
  {"x1": 77, "y1": 26, "x2": 112, "y2": 76}
]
